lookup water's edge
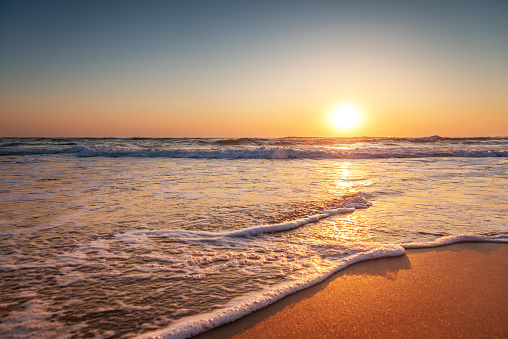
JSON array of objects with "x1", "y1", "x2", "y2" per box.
[{"x1": 137, "y1": 235, "x2": 508, "y2": 339}]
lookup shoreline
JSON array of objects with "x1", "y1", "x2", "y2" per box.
[{"x1": 195, "y1": 242, "x2": 508, "y2": 338}]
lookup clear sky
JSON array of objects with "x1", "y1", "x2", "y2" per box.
[{"x1": 1, "y1": 0, "x2": 507, "y2": 137}]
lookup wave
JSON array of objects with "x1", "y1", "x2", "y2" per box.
[
  {"x1": 2, "y1": 136, "x2": 507, "y2": 148},
  {"x1": 223, "y1": 206, "x2": 356, "y2": 237},
  {"x1": 137, "y1": 245, "x2": 405, "y2": 339},
  {"x1": 402, "y1": 234, "x2": 508, "y2": 248},
  {"x1": 137, "y1": 234, "x2": 508, "y2": 339},
  {"x1": 214, "y1": 137, "x2": 265, "y2": 146},
  {"x1": 1, "y1": 144, "x2": 507, "y2": 159},
  {"x1": 117, "y1": 206, "x2": 358, "y2": 245},
  {"x1": 210, "y1": 136, "x2": 508, "y2": 146}
]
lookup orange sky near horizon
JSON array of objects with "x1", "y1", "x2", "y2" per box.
[{"x1": 1, "y1": 2, "x2": 507, "y2": 138}]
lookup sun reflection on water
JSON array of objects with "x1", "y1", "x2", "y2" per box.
[
  {"x1": 332, "y1": 161, "x2": 373, "y2": 195},
  {"x1": 319, "y1": 214, "x2": 374, "y2": 242}
]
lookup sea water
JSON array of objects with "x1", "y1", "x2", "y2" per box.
[{"x1": 0, "y1": 137, "x2": 507, "y2": 338}]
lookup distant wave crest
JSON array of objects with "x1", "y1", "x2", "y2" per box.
[
  {"x1": 1, "y1": 144, "x2": 507, "y2": 159},
  {"x1": 211, "y1": 135, "x2": 508, "y2": 145}
]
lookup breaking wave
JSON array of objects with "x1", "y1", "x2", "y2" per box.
[
  {"x1": 1, "y1": 144, "x2": 507, "y2": 159},
  {"x1": 137, "y1": 234, "x2": 507, "y2": 339}
]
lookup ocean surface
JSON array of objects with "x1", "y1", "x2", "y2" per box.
[{"x1": 1, "y1": 136, "x2": 507, "y2": 338}]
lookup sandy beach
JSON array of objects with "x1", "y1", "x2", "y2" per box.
[{"x1": 196, "y1": 242, "x2": 508, "y2": 338}]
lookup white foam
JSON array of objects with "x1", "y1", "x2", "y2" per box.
[
  {"x1": 0, "y1": 299, "x2": 85, "y2": 338},
  {"x1": 56, "y1": 239, "x2": 129, "y2": 265},
  {"x1": 136, "y1": 234, "x2": 508, "y2": 339},
  {"x1": 3, "y1": 144, "x2": 507, "y2": 159},
  {"x1": 346, "y1": 203, "x2": 370, "y2": 209},
  {"x1": 117, "y1": 300, "x2": 151, "y2": 312},
  {"x1": 402, "y1": 234, "x2": 508, "y2": 248},
  {"x1": 0, "y1": 210, "x2": 85, "y2": 239},
  {"x1": 116, "y1": 207, "x2": 356, "y2": 246},
  {"x1": 136, "y1": 244, "x2": 405, "y2": 339},
  {"x1": 225, "y1": 208, "x2": 355, "y2": 237}
]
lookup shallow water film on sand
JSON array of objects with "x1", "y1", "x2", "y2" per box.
[{"x1": 1, "y1": 137, "x2": 507, "y2": 338}]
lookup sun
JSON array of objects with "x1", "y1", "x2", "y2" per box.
[{"x1": 330, "y1": 104, "x2": 362, "y2": 130}]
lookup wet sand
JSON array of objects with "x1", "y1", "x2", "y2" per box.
[{"x1": 196, "y1": 242, "x2": 508, "y2": 338}]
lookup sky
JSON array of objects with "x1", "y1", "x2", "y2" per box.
[{"x1": 1, "y1": 0, "x2": 507, "y2": 137}]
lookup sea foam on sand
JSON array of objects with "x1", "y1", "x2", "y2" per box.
[{"x1": 138, "y1": 235, "x2": 507, "y2": 339}]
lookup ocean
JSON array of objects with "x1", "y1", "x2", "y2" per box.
[{"x1": 1, "y1": 136, "x2": 507, "y2": 338}]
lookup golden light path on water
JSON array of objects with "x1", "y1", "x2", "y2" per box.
[
  {"x1": 328, "y1": 161, "x2": 374, "y2": 242},
  {"x1": 298, "y1": 157, "x2": 507, "y2": 247}
]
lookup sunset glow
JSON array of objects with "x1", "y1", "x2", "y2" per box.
[
  {"x1": 1, "y1": 2, "x2": 508, "y2": 337},
  {"x1": 1, "y1": 2, "x2": 507, "y2": 137}
]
